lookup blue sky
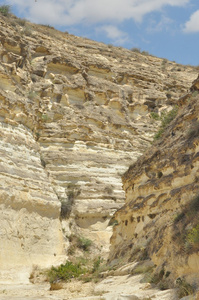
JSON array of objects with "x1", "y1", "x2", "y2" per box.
[{"x1": 2, "y1": 0, "x2": 199, "y2": 66}]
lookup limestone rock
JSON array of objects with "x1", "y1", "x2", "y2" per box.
[
  {"x1": 0, "y1": 14, "x2": 198, "y2": 282},
  {"x1": 109, "y1": 77, "x2": 199, "y2": 289}
]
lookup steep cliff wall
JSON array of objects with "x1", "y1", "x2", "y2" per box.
[
  {"x1": 0, "y1": 13, "x2": 198, "y2": 282},
  {"x1": 0, "y1": 92, "x2": 64, "y2": 283},
  {"x1": 109, "y1": 77, "x2": 199, "y2": 289}
]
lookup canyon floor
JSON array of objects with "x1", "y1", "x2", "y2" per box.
[{"x1": 0, "y1": 262, "x2": 178, "y2": 300}]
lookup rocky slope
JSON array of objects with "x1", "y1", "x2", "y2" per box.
[
  {"x1": 0, "y1": 12, "x2": 198, "y2": 283},
  {"x1": 109, "y1": 76, "x2": 199, "y2": 293}
]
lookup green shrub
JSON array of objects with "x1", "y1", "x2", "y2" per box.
[
  {"x1": 131, "y1": 47, "x2": 141, "y2": 53},
  {"x1": 154, "y1": 106, "x2": 178, "y2": 140},
  {"x1": 186, "y1": 224, "x2": 199, "y2": 250},
  {"x1": 77, "y1": 236, "x2": 92, "y2": 251},
  {"x1": 108, "y1": 218, "x2": 119, "y2": 227},
  {"x1": 41, "y1": 114, "x2": 49, "y2": 121},
  {"x1": 150, "y1": 112, "x2": 160, "y2": 120},
  {"x1": 154, "y1": 128, "x2": 164, "y2": 140},
  {"x1": 0, "y1": 5, "x2": 11, "y2": 16},
  {"x1": 47, "y1": 261, "x2": 86, "y2": 283},
  {"x1": 92, "y1": 256, "x2": 103, "y2": 273},
  {"x1": 67, "y1": 235, "x2": 92, "y2": 255},
  {"x1": 161, "y1": 107, "x2": 178, "y2": 128}
]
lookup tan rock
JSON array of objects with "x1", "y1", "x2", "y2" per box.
[
  {"x1": 0, "y1": 14, "x2": 198, "y2": 284},
  {"x1": 109, "y1": 78, "x2": 199, "y2": 289}
]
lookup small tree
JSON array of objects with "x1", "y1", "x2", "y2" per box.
[{"x1": 0, "y1": 5, "x2": 11, "y2": 16}]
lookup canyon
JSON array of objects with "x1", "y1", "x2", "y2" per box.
[{"x1": 0, "y1": 11, "x2": 199, "y2": 299}]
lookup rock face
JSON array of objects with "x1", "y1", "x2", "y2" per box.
[
  {"x1": 109, "y1": 77, "x2": 199, "y2": 289},
  {"x1": 0, "y1": 13, "x2": 198, "y2": 282},
  {"x1": 0, "y1": 96, "x2": 64, "y2": 283}
]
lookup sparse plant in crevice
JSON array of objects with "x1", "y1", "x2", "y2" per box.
[
  {"x1": 35, "y1": 132, "x2": 40, "y2": 141},
  {"x1": 67, "y1": 234, "x2": 92, "y2": 255},
  {"x1": 150, "y1": 112, "x2": 160, "y2": 120},
  {"x1": 185, "y1": 223, "x2": 199, "y2": 251},
  {"x1": 60, "y1": 199, "x2": 74, "y2": 219},
  {"x1": 176, "y1": 278, "x2": 195, "y2": 298},
  {"x1": 173, "y1": 194, "x2": 199, "y2": 253},
  {"x1": 154, "y1": 106, "x2": 178, "y2": 140},
  {"x1": 108, "y1": 217, "x2": 119, "y2": 227},
  {"x1": 77, "y1": 236, "x2": 92, "y2": 251},
  {"x1": 41, "y1": 114, "x2": 49, "y2": 122},
  {"x1": 92, "y1": 256, "x2": 103, "y2": 273},
  {"x1": 60, "y1": 184, "x2": 81, "y2": 219}
]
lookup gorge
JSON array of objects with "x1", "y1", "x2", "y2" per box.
[{"x1": 0, "y1": 11, "x2": 199, "y2": 299}]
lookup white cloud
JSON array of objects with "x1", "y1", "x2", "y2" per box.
[
  {"x1": 184, "y1": 10, "x2": 199, "y2": 33},
  {"x1": 147, "y1": 15, "x2": 173, "y2": 33},
  {"x1": 98, "y1": 25, "x2": 129, "y2": 44},
  {"x1": 8, "y1": 0, "x2": 191, "y2": 26}
]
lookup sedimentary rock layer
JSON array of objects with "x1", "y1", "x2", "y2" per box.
[
  {"x1": 0, "y1": 13, "x2": 198, "y2": 281},
  {"x1": 109, "y1": 77, "x2": 199, "y2": 288}
]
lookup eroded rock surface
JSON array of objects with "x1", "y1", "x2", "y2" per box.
[
  {"x1": 109, "y1": 77, "x2": 199, "y2": 291},
  {"x1": 0, "y1": 13, "x2": 198, "y2": 282}
]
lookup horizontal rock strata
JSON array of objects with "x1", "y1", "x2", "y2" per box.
[
  {"x1": 109, "y1": 78, "x2": 199, "y2": 288},
  {"x1": 0, "y1": 14, "x2": 198, "y2": 281}
]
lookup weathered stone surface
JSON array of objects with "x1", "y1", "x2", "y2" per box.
[
  {"x1": 0, "y1": 105, "x2": 64, "y2": 283},
  {"x1": 0, "y1": 14, "x2": 198, "y2": 282},
  {"x1": 109, "y1": 78, "x2": 199, "y2": 289}
]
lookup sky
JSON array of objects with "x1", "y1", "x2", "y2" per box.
[{"x1": 1, "y1": 0, "x2": 199, "y2": 66}]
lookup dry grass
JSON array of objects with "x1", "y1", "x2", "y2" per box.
[{"x1": 50, "y1": 282, "x2": 63, "y2": 290}]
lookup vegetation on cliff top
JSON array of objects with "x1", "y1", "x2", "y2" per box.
[{"x1": 0, "y1": 5, "x2": 11, "y2": 16}]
